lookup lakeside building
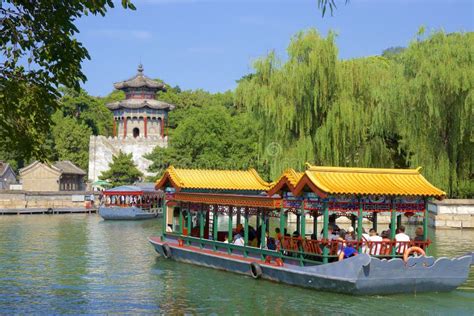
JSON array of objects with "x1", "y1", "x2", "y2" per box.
[
  {"x1": 88, "y1": 64, "x2": 175, "y2": 182},
  {"x1": 20, "y1": 161, "x2": 86, "y2": 192},
  {"x1": 0, "y1": 162, "x2": 17, "y2": 190}
]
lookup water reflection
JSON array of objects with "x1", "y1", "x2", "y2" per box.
[{"x1": 0, "y1": 215, "x2": 472, "y2": 314}]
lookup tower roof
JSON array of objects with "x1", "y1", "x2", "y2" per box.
[
  {"x1": 106, "y1": 99, "x2": 175, "y2": 110},
  {"x1": 113, "y1": 64, "x2": 166, "y2": 91}
]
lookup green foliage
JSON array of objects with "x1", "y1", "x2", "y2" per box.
[
  {"x1": 60, "y1": 88, "x2": 113, "y2": 136},
  {"x1": 146, "y1": 104, "x2": 265, "y2": 180},
  {"x1": 99, "y1": 152, "x2": 143, "y2": 187},
  {"x1": 317, "y1": 0, "x2": 349, "y2": 16},
  {"x1": 236, "y1": 29, "x2": 473, "y2": 197},
  {"x1": 390, "y1": 31, "x2": 473, "y2": 197},
  {"x1": 0, "y1": 0, "x2": 134, "y2": 160},
  {"x1": 51, "y1": 112, "x2": 92, "y2": 171}
]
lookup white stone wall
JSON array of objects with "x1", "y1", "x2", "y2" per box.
[
  {"x1": 88, "y1": 135, "x2": 167, "y2": 182},
  {"x1": 428, "y1": 199, "x2": 474, "y2": 229}
]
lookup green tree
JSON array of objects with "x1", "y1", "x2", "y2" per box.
[
  {"x1": 388, "y1": 31, "x2": 473, "y2": 197},
  {"x1": 51, "y1": 112, "x2": 92, "y2": 171},
  {"x1": 236, "y1": 28, "x2": 473, "y2": 197},
  {"x1": 146, "y1": 105, "x2": 264, "y2": 179},
  {"x1": 99, "y1": 152, "x2": 143, "y2": 187},
  {"x1": 60, "y1": 88, "x2": 113, "y2": 136},
  {"x1": 0, "y1": 0, "x2": 134, "y2": 160}
]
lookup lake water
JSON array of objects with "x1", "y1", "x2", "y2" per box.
[{"x1": 0, "y1": 215, "x2": 472, "y2": 314}]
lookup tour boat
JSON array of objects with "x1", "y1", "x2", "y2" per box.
[
  {"x1": 99, "y1": 184, "x2": 163, "y2": 220},
  {"x1": 149, "y1": 165, "x2": 473, "y2": 295}
]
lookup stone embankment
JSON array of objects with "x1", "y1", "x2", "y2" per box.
[
  {"x1": 428, "y1": 199, "x2": 474, "y2": 229},
  {"x1": 0, "y1": 191, "x2": 98, "y2": 214}
]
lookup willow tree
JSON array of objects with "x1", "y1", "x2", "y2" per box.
[
  {"x1": 236, "y1": 29, "x2": 472, "y2": 197},
  {"x1": 392, "y1": 31, "x2": 473, "y2": 197},
  {"x1": 236, "y1": 29, "x2": 398, "y2": 178},
  {"x1": 236, "y1": 30, "x2": 338, "y2": 178}
]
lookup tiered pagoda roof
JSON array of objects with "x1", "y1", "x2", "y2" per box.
[
  {"x1": 106, "y1": 64, "x2": 175, "y2": 111},
  {"x1": 114, "y1": 64, "x2": 165, "y2": 91}
]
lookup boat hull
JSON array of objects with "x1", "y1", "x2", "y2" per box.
[
  {"x1": 148, "y1": 236, "x2": 472, "y2": 295},
  {"x1": 99, "y1": 206, "x2": 158, "y2": 220}
]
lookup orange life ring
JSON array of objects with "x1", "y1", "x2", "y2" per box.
[
  {"x1": 403, "y1": 246, "x2": 426, "y2": 262},
  {"x1": 275, "y1": 258, "x2": 284, "y2": 267}
]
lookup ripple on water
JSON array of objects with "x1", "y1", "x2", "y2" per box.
[{"x1": 0, "y1": 214, "x2": 472, "y2": 314}]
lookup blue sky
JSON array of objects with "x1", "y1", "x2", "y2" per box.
[{"x1": 76, "y1": 0, "x2": 474, "y2": 96}]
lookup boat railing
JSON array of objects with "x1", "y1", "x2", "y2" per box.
[
  {"x1": 163, "y1": 232, "x2": 431, "y2": 266},
  {"x1": 103, "y1": 203, "x2": 162, "y2": 212},
  {"x1": 165, "y1": 233, "x2": 279, "y2": 260},
  {"x1": 279, "y1": 236, "x2": 431, "y2": 260}
]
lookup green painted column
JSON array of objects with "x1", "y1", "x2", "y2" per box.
[
  {"x1": 199, "y1": 209, "x2": 204, "y2": 239},
  {"x1": 187, "y1": 208, "x2": 192, "y2": 236},
  {"x1": 161, "y1": 199, "x2": 167, "y2": 240},
  {"x1": 260, "y1": 212, "x2": 266, "y2": 250},
  {"x1": 213, "y1": 211, "x2": 218, "y2": 241},
  {"x1": 228, "y1": 210, "x2": 233, "y2": 245},
  {"x1": 322, "y1": 200, "x2": 329, "y2": 264},
  {"x1": 301, "y1": 211, "x2": 306, "y2": 238},
  {"x1": 178, "y1": 207, "x2": 183, "y2": 235},
  {"x1": 357, "y1": 197, "x2": 363, "y2": 253},
  {"x1": 244, "y1": 212, "x2": 249, "y2": 245},
  {"x1": 279, "y1": 208, "x2": 285, "y2": 237},
  {"x1": 390, "y1": 200, "x2": 396, "y2": 257},
  {"x1": 423, "y1": 198, "x2": 429, "y2": 255}
]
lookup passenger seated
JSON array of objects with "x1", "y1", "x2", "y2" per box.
[
  {"x1": 395, "y1": 225, "x2": 410, "y2": 254},
  {"x1": 267, "y1": 237, "x2": 277, "y2": 250},
  {"x1": 319, "y1": 226, "x2": 338, "y2": 240},
  {"x1": 233, "y1": 231, "x2": 245, "y2": 246},
  {"x1": 223, "y1": 233, "x2": 229, "y2": 243},
  {"x1": 361, "y1": 228, "x2": 370, "y2": 242},
  {"x1": 292, "y1": 231, "x2": 300, "y2": 238},
  {"x1": 414, "y1": 226, "x2": 424, "y2": 241},
  {"x1": 369, "y1": 228, "x2": 382, "y2": 255},
  {"x1": 395, "y1": 225, "x2": 410, "y2": 241},
  {"x1": 236, "y1": 223, "x2": 244, "y2": 234},
  {"x1": 341, "y1": 243, "x2": 358, "y2": 259},
  {"x1": 275, "y1": 228, "x2": 282, "y2": 248},
  {"x1": 346, "y1": 227, "x2": 355, "y2": 241}
]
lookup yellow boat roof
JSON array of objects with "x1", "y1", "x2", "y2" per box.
[
  {"x1": 155, "y1": 166, "x2": 271, "y2": 192},
  {"x1": 296, "y1": 164, "x2": 446, "y2": 198}
]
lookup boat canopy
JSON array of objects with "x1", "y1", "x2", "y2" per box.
[
  {"x1": 155, "y1": 166, "x2": 271, "y2": 193},
  {"x1": 104, "y1": 184, "x2": 160, "y2": 196},
  {"x1": 156, "y1": 164, "x2": 445, "y2": 200},
  {"x1": 268, "y1": 164, "x2": 446, "y2": 199}
]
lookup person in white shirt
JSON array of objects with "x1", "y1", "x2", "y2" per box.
[
  {"x1": 368, "y1": 229, "x2": 383, "y2": 255},
  {"x1": 395, "y1": 225, "x2": 410, "y2": 254}
]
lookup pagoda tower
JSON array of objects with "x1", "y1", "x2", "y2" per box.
[
  {"x1": 88, "y1": 65, "x2": 175, "y2": 182},
  {"x1": 107, "y1": 64, "x2": 174, "y2": 138}
]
